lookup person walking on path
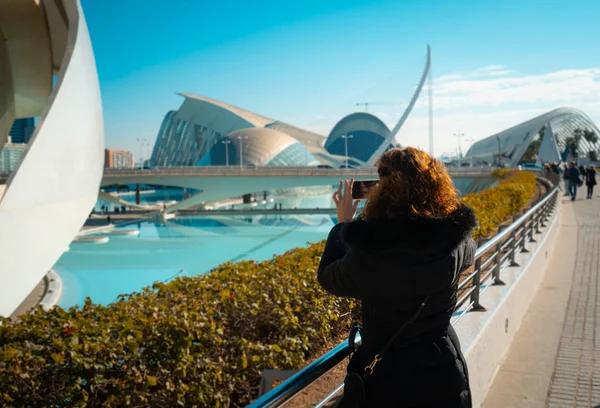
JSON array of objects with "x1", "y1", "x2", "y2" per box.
[
  {"x1": 586, "y1": 165, "x2": 597, "y2": 199},
  {"x1": 579, "y1": 164, "x2": 587, "y2": 180},
  {"x1": 319, "y1": 147, "x2": 475, "y2": 408},
  {"x1": 562, "y1": 164, "x2": 570, "y2": 196},
  {"x1": 568, "y1": 161, "x2": 581, "y2": 201}
]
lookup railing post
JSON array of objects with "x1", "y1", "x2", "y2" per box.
[
  {"x1": 493, "y1": 241, "x2": 506, "y2": 285},
  {"x1": 540, "y1": 202, "x2": 548, "y2": 227},
  {"x1": 528, "y1": 208, "x2": 537, "y2": 243},
  {"x1": 517, "y1": 214, "x2": 528, "y2": 253},
  {"x1": 509, "y1": 227, "x2": 519, "y2": 267},
  {"x1": 470, "y1": 258, "x2": 486, "y2": 311},
  {"x1": 534, "y1": 207, "x2": 542, "y2": 234}
]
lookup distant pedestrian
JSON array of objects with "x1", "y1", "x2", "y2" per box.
[
  {"x1": 568, "y1": 162, "x2": 581, "y2": 201},
  {"x1": 562, "y1": 164, "x2": 570, "y2": 196},
  {"x1": 586, "y1": 165, "x2": 597, "y2": 199},
  {"x1": 107, "y1": 215, "x2": 111, "y2": 224},
  {"x1": 278, "y1": 203, "x2": 282, "y2": 211},
  {"x1": 579, "y1": 164, "x2": 587, "y2": 179}
]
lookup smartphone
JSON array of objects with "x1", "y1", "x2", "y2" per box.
[{"x1": 352, "y1": 180, "x2": 378, "y2": 199}]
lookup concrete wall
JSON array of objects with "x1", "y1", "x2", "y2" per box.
[{"x1": 454, "y1": 201, "x2": 562, "y2": 407}]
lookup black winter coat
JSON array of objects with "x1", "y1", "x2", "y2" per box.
[{"x1": 318, "y1": 205, "x2": 478, "y2": 408}]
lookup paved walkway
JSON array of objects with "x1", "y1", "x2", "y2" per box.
[
  {"x1": 484, "y1": 194, "x2": 600, "y2": 408},
  {"x1": 547, "y1": 196, "x2": 600, "y2": 408}
]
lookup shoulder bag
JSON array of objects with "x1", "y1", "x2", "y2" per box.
[{"x1": 337, "y1": 296, "x2": 430, "y2": 408}]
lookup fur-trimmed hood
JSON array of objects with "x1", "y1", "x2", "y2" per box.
[{"x1": 342, "y1": 204, "x2": 478, "y2": 256}]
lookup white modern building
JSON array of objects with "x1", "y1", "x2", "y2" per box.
[
  {"x1": 150, "y1": 47, "x2": 432, "y2": 169},
  {"x1": 0, "y1": 0, "x2": 104, "y2": 317},
  {"x1": 465, "y1": 107, "x2": 600, "y2": 167}
]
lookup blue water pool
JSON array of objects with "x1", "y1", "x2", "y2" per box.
[
  {"x1": 55, "y1": 214, "x2": 336, "y2": 308},
  {"x1": 59, "y1": 177, "x2": 494, "y2": 309}
]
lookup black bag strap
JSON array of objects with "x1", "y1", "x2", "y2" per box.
[{"x1": 364, "y1": 295, "x2": 430, "y2": 376}]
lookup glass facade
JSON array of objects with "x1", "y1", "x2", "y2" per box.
[
  {"x1": 325, "y1": 113, "x2": 392, "y2": 164},
  {"x1": 150, "y1": 111, "x2": 224, "y2": 167},
  {"x1": 266, "y1": 142, "x2": 318, "y2": 166},
  {"x1": 325, "y1": 130, "x2": 386, "y2": 163}
]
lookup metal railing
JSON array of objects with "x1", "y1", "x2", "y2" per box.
[{"x1": 249, "y1": 180, "x2": 559, "y2": 408}]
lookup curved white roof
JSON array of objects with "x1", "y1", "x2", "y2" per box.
[
  {"x1": 466, "y1": 107, "x2": 600, "y2": 166},
  {"x1": 179, "y1": 93, "x2": 274, "y2": 127}
]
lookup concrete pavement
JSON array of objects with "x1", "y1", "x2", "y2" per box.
[{"x1": 483, "y1": 194, "x2": 600, "y2": 407}]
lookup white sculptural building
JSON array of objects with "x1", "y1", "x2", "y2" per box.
[
  {"x1": 0, "y1": 0, "x2": 104, "y2": 317},
  {"x1": 465, "y1": 108, "x2": 600, "y2": 167}
]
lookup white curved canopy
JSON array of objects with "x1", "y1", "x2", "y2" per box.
[{"x1": 0, "y1": 0, "x2": 104, "y2": 317}]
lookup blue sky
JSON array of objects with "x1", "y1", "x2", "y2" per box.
[{"x1": 81, "y1": 0, "x2": 600, "y2": 159}]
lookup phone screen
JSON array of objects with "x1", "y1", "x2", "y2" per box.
[{"x1": 352, "y1": 180, "x2": 378, "y2": 199}]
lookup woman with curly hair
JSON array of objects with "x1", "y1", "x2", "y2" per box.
[{"x1": 318, "y1": 147, "x2": 476, "y2": 408}]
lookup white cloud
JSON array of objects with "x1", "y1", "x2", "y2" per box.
[
  {"x1": 433, "y1": 67, "x2": 600, "y2": 109},
  {"x1": 299, "y1": 65, "x2": 600, "y2": 157},
  {"x1": 435, "y1": 65, "x2": 518, "y2": 84}
]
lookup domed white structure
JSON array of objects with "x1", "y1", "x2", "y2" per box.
[
  {"x1": 325, "y1": 112, "x2": 394, "y2": 167},
  {"x1": 198, "y1": 127, "x2": 319, "y2": 167}
]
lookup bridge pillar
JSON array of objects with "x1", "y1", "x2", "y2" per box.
[{"x1": 135, "y1": 184, "x2": 140, "y2": 205}]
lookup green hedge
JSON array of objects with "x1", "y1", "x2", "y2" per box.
[
  {"x1": 462, "y1": 169, "x2": 537, "y2": 239},
  {"x1": 1, "y1": 246, "x2": 359, "y2": 407},
  {"x1": 0, "y1": 170, "x2": 537, "y2": 407}
]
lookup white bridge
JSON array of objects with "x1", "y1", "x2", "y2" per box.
[{"x1": 99, "y1": 166, "x2": 495, "y2": 213}]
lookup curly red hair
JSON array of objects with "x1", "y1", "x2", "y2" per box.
[{"x1": 362, "y1": 147, "x2": 459, "y2": 220}]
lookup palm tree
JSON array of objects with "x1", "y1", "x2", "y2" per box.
[
  {"x1": 583, "y1": 129, "x2": 599, "y2": 145},
  {"x1": 564, "y1": 136, "x2": 580, "y2": 158}
]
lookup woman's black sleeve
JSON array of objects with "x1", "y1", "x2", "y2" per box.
[
  {"x1": 317, "y1": 223, "x2": 365, "y2": 299},
  {"x1": 460, "y1": 237, "x2": 477, "y2": 272}
]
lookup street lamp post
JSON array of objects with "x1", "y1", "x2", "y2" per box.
[
  {"x1": 453, "y1": 132, "x2": 464, "y2": 167},
  {"x1": 237, "y1": 135, "x2": 248, "y2": 169},
  {"x1": 137, "y1": 137, "x2": 148, "y2": 169},
  {"x1": 464, "y1": 137, "x2": 475, "y2": 167},
  {"x1": 221, "y1": 139, "x2": 231, "y2": 166},
  {"x1": 341, "y1": 134, "x2": 353, "y2": 169}
]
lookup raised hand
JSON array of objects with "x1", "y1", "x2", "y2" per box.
[{"x1": 332, "y1": 179, "x2": 360, "y2": 223}]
